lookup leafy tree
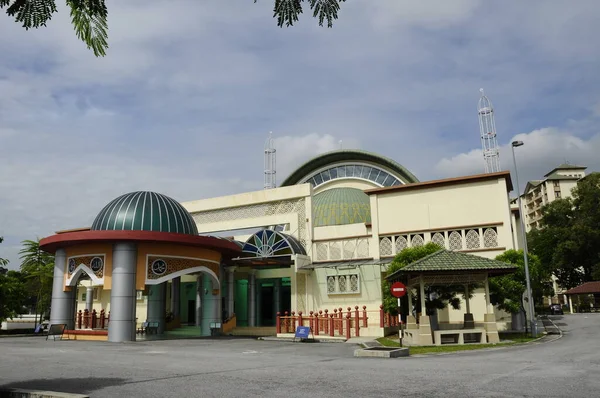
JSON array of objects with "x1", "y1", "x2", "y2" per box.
[
  {"x1": 489, "y1": 249, "x2": 553, "y2": 315},
  {"x1": 19, "y1": 239, "x2": 54, "y2": 325},
  {"x1": 2, "y1": 0, "x2": 346, "y2": 57},
  {"x1": 382, "y1": 243, "x2": 473, "y2": 317},
  {"x1": 0, "y1": 237, "x2": 9, "y2": 267},
  {"x1": 0, "y1": 269, "x2": 28, "y2": 324},
  {"x1": 528, "y1": 173, "x2": 600, "y2": 288}
]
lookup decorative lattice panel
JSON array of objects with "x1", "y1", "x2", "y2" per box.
[
  {"x1": 327, "y1": 276, "x2": 336, "y2": 293},
  {"x1": 343, "y1": 240, "x2": 356, "y2": 259},
  {"x1": 483, "y1": 228, "x2": 498, "y2": 248},
  {"x1": 191, "y1": 198, "x2": 307, "y2": 246},
  {"x1": 411, "y1": 234, "x2": 424, "y2": 247},
  {"x1": 357, "y1": 239, "x2": 369, "y2": 258},
  {"x1": 67, "y1": 255, "x2": 105, "y2": 279},
  {"x1": 466, "y1": 229, "x2": 481, "y2": 249},
  {"x1": 379, "y1": 237, "x2": 393, "y2": 256},
  {"x1": 431, "y1": 232, "x2": 445, "y2": 248},
  {"x1": 350, "y1": 274, "x2": 359, "y2": 292},
  {"x1": 338, "y1": 275, "x2": 347, "y2": 292},
  {"x1": 316, "y1": 243, "x2": 328, "y2": 261},
  {"x1": 329, "y1": 241, "x2": 342, "y2": 260},
  {"x1": 395, "y1": 236, "x2": 408, "y2": 253},
  {"x1": 449, "y1": 231, "x2": 463, "y2": 250},
  {"x1": 146, "y1": 256, "x2": 219, "y2": 280}
]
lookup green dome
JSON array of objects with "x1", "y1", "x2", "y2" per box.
[
  {"x1": 91, "y1": 191, "x2": 198, "y2": 235},
  {"x1": 312, "y1": 188, "x2": 371, "y2": 227}
]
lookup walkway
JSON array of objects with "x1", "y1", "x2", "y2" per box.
[{"x1": 1, "y1": 314, "x2": 598, "y2": 397}]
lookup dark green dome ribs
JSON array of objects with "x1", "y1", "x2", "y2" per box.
[{"x1": 91, "y1": 191, "x2": 198, "y2": 235}]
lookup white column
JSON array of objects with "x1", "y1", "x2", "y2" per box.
[
  {"x1": 85, "y1": 285, "x2": 94, "y2": 313},
  {"x1": 569, "y1": 296, "x2": 574, "y2": 314},
  {"x1": 464, "y1": 284, "x2": 471, "y2": 314},
  {"x1": 407, "y1": 286, "x2": 413, "y2": 315},
  {"x1": 484, "y1": 276, "x2": 492, "y2": 313},
  {"x1": 419, "y1": 275, "x2": 426, "y2": 316},
  {"x1": 274, "y1": 278, "x2": 282, "y2": 316},
  {"x1": 248, "y1": 271, "x2": 256, "y2": 327},
  {"x1": 196, "y1": 275, "x2": 202, "y2": 327}
]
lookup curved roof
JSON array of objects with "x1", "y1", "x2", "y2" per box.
[
  {"x1": 39, "y1": 230, "x2": 242, "y2": 256},
  {"x1": 240, "y1": 229, "x2": 306, "y2": 258},
  {"x1": 280, "y1": 149, "x2": 419, "y2": 187},
  {"x1": 91, "y1": 191, "x2": 198, "y2": 235},
  {"x1": 312, "y1": 187, "x2": 371, "y2": 227}
]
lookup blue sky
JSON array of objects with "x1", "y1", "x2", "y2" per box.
[{"x1": 1, "y1": 0, "x2": 600, "y2": 268}]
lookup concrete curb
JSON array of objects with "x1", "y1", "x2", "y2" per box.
[{"x1": 0, "y1": 388, "x2": 88, "y2": 398}]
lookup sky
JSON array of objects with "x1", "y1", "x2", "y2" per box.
[{"x1": 1, "y1": 0, "x2": 600, "y2": 268}]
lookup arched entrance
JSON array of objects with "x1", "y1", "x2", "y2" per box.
[{"x1": 144, "y1": 266, "x2": 221, "y2": 337}]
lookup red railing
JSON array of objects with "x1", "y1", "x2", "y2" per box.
[
  {"x1": 379, "y1": 305, "x2": 400, "y2": 328},
  {"x1": 276, "y1": 306, "x2": 369, "y2": 340},
  {"x1": 77, "y1": 309, "x2": 110, "y2": 329}
]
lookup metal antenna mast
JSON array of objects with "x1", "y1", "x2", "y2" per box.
[
  {"x1": 478, "y1": 88, "x2": 501, "y2": 173},
  {"x1": 264, "y1": 132, "x2": 276, "y2": 189}
]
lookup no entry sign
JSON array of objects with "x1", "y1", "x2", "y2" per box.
[{"x1": 390, "y1": 281, "x2": 407, "y2": 298}]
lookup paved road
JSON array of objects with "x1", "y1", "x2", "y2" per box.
[{"x1": 1, "y1": 314, "x2": 599, "y2": 397}]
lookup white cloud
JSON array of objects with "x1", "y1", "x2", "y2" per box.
[
  {"x1": 436, "y1": 127, "x2": 600, "y2": 193},
  {"x1": 1, "y1": 1, "x2": 600, "y2": 268}
]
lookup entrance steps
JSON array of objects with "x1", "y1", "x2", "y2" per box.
[{"x1": 226, "y1": 326, "x2": 276, "y2": 337}]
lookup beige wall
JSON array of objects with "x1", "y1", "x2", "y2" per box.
[{"x1": 373, "y1": 178, "x2": 512, "y2": 239}]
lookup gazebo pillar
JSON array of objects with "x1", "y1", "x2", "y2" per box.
[
  {"x1": 405, "y1": 286, "x2": 418, "y2": 345},
  {"x1": 483, "y1": 274, "x2": 500, "y2": 343},
  {"x1": 568, "y1": 295, "x2": 574, "y2": 314},
  {"x1": 417, "y1": 274, "x2": 432, "y2": 345}
]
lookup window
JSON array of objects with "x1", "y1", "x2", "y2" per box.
[
  {"x1": 555, "y1": 191, "x2": 561, "y2": 198},
  {"x1": 326, "y1": 274, "x2": 360, "y2": 294}
]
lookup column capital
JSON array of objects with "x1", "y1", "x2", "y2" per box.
[{"x1": 226, "y1": 266, "x2": 237, "y2": 273}]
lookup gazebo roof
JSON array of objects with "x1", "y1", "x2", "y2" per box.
[
  {"x1": 386, "y1": 249, "x2": 517, "y2": 283},
  {"x1": 565, "y1": 281, "x2": 600, "y2": 295}
]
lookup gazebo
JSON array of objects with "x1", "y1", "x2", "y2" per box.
[
  {"x1": 386, "y1": 249, "x2": 517, "y2": 346},
  {"x1": 565, "y1": 281, "x2": 600, "y2": 313}
]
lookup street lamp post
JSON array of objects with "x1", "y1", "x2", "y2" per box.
[{"x1": 511, "y1": 140, "x2": 537, "y2": 337}]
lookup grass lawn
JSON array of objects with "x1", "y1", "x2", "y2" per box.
[{"x1": 376, "y1": 333, "x2": 537, "y2": 355}]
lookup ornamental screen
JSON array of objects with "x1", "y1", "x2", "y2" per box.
[
  {"x1": 302, "y1": 164, "x2": 403, "y2": 188},
  {"x1": 241, "y1": 229, "x2": 307, "y2": 258}
]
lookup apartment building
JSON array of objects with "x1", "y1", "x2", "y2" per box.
[{"x1": 521, "y1": 163, "x2": 587, "y2": 231}]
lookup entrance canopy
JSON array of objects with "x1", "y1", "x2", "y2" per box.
[
  {"x1": 385, "y1": 249, "x2": 517, "y2": 287},
  {"x1": 233, "y1": 229, "x2": 306, "y2": 268}
]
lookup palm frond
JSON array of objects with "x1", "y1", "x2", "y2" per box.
[
  {"x1": 66, "y1": 0, "x2": 108, "y2": 57},
  {"x1": 307, "y1": 0, "x2": 345, "y2": 28},
  {"x1": 255, "y1": 0, "x2": 345, "y2": 28},
  {"x1": 1, "y1": 0, "x2": 58, "y2": 29}
]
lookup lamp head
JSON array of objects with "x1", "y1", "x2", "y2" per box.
[{"x1": 512, "y1": 141, "x2": 524, "y2": 147}]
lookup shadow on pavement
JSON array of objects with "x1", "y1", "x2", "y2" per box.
[{"x1": 0, "y1": 377, "x2": 127, "y2": 395}]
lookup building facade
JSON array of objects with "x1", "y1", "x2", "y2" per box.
[
  {"x1": 520, "y1": 163, "x2": 586, "y2": 231},
  {"x1": 44, "y1": 149, "x2": 521, "y2": 342}
]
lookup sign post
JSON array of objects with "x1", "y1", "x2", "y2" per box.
[{"x1": 390, "y1": 282, "x2": 407, "y2": 347}]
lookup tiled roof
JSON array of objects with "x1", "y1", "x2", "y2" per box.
[
  {"x1": 386, "y1": 249, "x2": 517, "y2": 280},
  {"x1": 544, "y1": 163, "x2": 587, "y2": 177},
  {"x1": 565, "y1": 281, "x2": 600, "y2": 295}
]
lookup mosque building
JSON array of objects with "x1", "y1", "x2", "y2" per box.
[{"x1": 40, "y1": 149, "x2": 518, "y2": 344}]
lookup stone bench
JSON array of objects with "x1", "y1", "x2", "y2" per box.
[{"x1": 433, "y1": 328, "x2": 486, "y2": 345}]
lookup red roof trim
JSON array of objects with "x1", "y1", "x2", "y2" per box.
[
  {"x1": 39, "y1": 230, "x2": 242, "y2": 256},
  {"x1": 565, "y1": 281, "x2": 600, "y2": 295},
  {"x1": 364, "y1": 171, "x2": 513, "y2": 195}
]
